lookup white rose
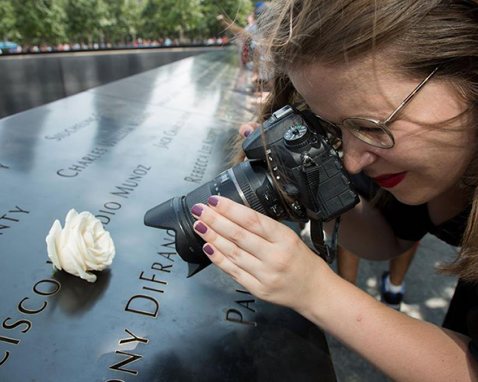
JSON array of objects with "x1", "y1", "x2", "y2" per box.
[{"x1": 46, "y1": 209, "x2": 115, "y2": 282}]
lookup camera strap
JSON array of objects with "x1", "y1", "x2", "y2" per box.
[
  {"x1": 301, "y1": 157, "x2": 339, "y2": 263},
  {"x1": 310, "y1": 218, "x2": 340, "y2": 264}
]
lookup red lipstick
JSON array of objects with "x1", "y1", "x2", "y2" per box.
[{"x1": 372, "y1": 172, "x2": 407, "y2": 188}]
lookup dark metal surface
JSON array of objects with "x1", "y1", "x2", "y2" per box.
[
  {"x1": 0, "y1": 46, "x2": 224, "y2": 119},
  {"x1": 0, "y1": 50, "x2": 336, "y2": 382}
]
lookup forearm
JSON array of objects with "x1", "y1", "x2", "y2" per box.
[{"x1": 297, "y1": 262, "x2": 477, "y2": 381}]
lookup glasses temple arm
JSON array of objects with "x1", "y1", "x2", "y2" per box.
[{"x1": 384, "y1": 66, "x2": 439, "y2": 124}]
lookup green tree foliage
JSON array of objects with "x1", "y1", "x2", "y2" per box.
[
  {"x1": 103, "y1": 0, "x2": 143, "y2": 44},
  {"x1": 14, "y1": 0, "x2": 67, "y2": 46},
  {"x1": 201, "y1": 0, "x2": 253, "y2": 37},
  {"x1": 141, "y1": 0, "x2": 204, "y2": 41},
  {"x1": 3, "y1": 0, "x2": 257, "y2": 47},
  {"x1": 64, "y1": 0, "x2": 109, "y2": 44},
  {"x1": 0, "y1": 0, "x2": 18, "y2": 40}
]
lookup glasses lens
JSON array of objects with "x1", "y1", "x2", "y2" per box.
[{"x1": 342, "y1": 118, "x2": 394, "y2": 148}]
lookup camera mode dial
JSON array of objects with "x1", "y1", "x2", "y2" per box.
[{"x1": 284, "y1": 124, "x2": 310, "y2": 148}]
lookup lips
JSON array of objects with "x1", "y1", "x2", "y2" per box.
[{"x1": 372, "y1": 172, "x2": 407, "y2": 188}]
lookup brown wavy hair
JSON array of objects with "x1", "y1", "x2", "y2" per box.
[{"x1": 248, "y1": 0, "x2": 478, "y2": 281}]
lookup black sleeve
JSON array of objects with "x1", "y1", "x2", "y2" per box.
[{"x1": 443, "y1": 281, "x2": 478, "y2": 363}]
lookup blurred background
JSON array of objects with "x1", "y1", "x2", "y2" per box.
[
  {"x1": 0, "y1": 1, "x2": 260, "y2": 119},
  {"x1": 0, "y1": 0, "x2": 255, "y2": 54}
]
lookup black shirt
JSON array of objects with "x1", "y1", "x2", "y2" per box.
[{"x1": 351, "y1": 174, "x2": 478, "y2": 361}]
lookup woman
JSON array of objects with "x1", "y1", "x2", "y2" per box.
[{"x1": 191, "y1": 1, "x2": 478, "y2": 380}]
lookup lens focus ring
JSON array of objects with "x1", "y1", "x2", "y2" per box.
[{"x1": 231, "y1": 162, "x2": 267, "y2": 215}]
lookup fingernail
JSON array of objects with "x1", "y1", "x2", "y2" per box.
[
  {"x1": 203, "y1": 244, "x2": 214, "y2": 256},
  {"x1": 244, "y1": 129, "x2": 252, "y2": 137},
  {"x1": 208, "y1": 196, "x2": 218, "y2": 206},
  {"x1": 194, "y1": 222, "x2": 207, "y2": 234},
  {"x1": 191, "y1": 204, "x2": 203, "y2": 217}
]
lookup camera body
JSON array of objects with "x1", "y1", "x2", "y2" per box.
[
  {"x1": 144, "y1": 105, "x2": 359, "y2": 276},
  {"x1": 242, "y1": 105, "x2": 357, "y2": 222}
]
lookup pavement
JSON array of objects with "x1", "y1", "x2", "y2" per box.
[{"x1": 301, "y1": 227, "x2": 459, "y2": 382}]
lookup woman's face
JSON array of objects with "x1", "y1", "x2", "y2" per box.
[{"x1": 288, "y1": 59, "x2": 475, "y2": 205}]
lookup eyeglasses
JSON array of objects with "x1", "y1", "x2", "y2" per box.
[{"x1": 314, "y1": 67, "x2": 439, "y2": 149}]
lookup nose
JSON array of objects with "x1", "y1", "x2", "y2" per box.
[{"x1": 341, "y1": 130, "x2": 379, "y2": 174}]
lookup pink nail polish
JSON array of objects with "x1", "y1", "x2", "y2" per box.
[
  {"x1": 208, "y1": 196, "x2": 218, "y2": 206},
  {"x1": 194, "y1": 222, "x2": 207, "y2": 234},
  {"x1": 191, "y1": 204, "x2": 203, "y2": 216},
  {"x1": 203, "y1": 244, "x2": 214, "y2": 256}
]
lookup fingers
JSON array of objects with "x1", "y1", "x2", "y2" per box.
[
  {"x1": 239, "y1": 121, "x2": 259, "y2": 138},
  {"x1": 194, "y1": 195, "x2": 288, "y2": 247},
  {"x1": 192, "y1": 221, "x2": 263, "y2": 292},
  {"x1": 191, "y1": 200, "x2": 270, "y2": 260}
]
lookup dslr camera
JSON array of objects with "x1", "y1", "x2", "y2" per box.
[{"x1": 144, "y1": 105, "x2": 359, "y2": 276}]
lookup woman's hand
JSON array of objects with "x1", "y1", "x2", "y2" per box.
[
  {"x1": 239, "y1": 121, "x2": 259, "y2": 138},
  {"x1": 190, "y1": 195, "x2": 325, "y2": 310}
]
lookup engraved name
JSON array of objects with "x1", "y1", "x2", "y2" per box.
[
  {"x1": 55, "y1": 124, "x2": 136, "y2": 178},
  {"x1": 152, "y1": 112, "x2": 189, "y2": 150},
  {"x1": 105, "y1": 329, "x2": 149, "y2": 380},
  {"x1": 95, "y1": 164, "x2": 151, "y2": 225},
  {"x1": 44, "y1": 114, "x2": 99, "y2": 141},
  {"x1": 56, "y1": 147, "x2": 109, "y2": 178},
  {"x1": 225, "y1": 289, "x2": 257, "y2": 327},
  {"x1": 0, "y1": 206, "x2": 30, "y2": 237},
  {"x1": 124, "y1": 230, "x2": 177, "y2": 319},
  {"x1": 184, "y1": 128, "x2": 218, "y2": 184},
  {"x1": 0, "y1": 275, "x2": 61, "y2": 367},
  {"x1": 105, "y1": 233, "x2": 178, "y2": 379}
]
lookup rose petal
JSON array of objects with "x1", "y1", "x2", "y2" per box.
[{"x1": 46, "y1": 209, "x2": 115, "y2": 283}]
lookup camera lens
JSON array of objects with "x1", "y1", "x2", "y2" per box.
[{"x1": 144, "y1": 160, "x2": 286, "y2": 276}]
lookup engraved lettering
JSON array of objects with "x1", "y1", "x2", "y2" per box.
[
  {"x1": 96, "y1": 215, "x2": 111, "y2": 225},
  {"x1": 139, "y1": 272, "x2": 167, "y2": 285},
  {"x1": 184, "y1": 129, "x2": 218, "y2": 183},
  {"x1": 0, "y1": 206, "x2": 30, "y2": 235},
  {"x1": 119, "y1": 329, "x2": 148, "y2": 345},
  {"x1": 45, "y1": 114, "x2": 99, "y2": 141},
  {"x1": 184, "y1": 176, "x2": 202, "y2": 184},
  {"x1": 109, "y1": 351, "x2": 142, "y2": 375},
  {"x1": 236, "y1": 299, "x2": 256, "y2": 313},
  {"x1": 225, "y1": 309, "x2": 257, "y2": 327},
  {"x1": 0, "y1": 214, "x2": 16, "y2": 222},
  {"x1": 0, "y1": 335, "x2": 20, "y2": 345},
  {"x1": 57, "y1": 169, "x2": 79, "y2": 177},
  {"x1": 2, "y1": 317, "x2": 32, "y2": 333},
  {"x1": 56, "y1": 147, "x2": 109, "y2": 177},
  {"x1": 125, "y1": 295, "x2": 159, "y2": 318},
  {"x1": 95, "y1": 202, "x2": 122, "y2": 225},
  {"x1": 104, "y1": 202, "x2": 121, "y2": 210},
  {"x1": 107, "y1": 165, "x2": 151, "y2": 203},
  {"x1": 10, "y1": 206, "x2": 29, "y2": 215},
  {"x1": 33, "y1": 279, "x2": 61, "y2": 296},
  {"x1": 151, "y1": 262, "x2": 172, "y2": 273},
  {"x1": 18, "y1": 297, "x2": 47, "y2": 315},
  {"x1": 111, "y1": 186, "x2": 134, "y2": 199},
  {"x1": 0, "y1": 352, "x2": 9, "y2": 367}
]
